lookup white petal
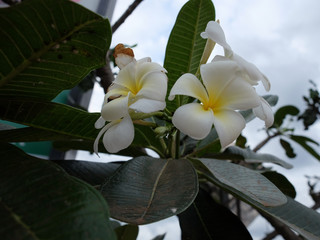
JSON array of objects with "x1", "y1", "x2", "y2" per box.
[
  {"x1": 93, "y1": 121, "x2": 114, "y2": 155},
  {"x1": 115, "y1": 53, "x2": 135, "y2": 69},
  {"x1": 101, "y1": 95, "x2": 129, "y2": 121},
  {"x1": 253, "y1": 97, "x2": 274, "y2": 128},
  {"x1": 201, "y1": 21, "x2": 233, "y2": 57},
  {"x1": 200, "y1": 60, "x2": 241, "y2": 102},
  {"x1": 137, "y1": 57, "x2": 152, "y2": 64},
  {"x1": 232, "y1": 54, "x2": 271, "y2": 91},
  {"x1": 212, "y1": 109, "x2": 246, "y2": 148},
  {"x1": 136, "y1": 71, "x2": 168, "y2": 101},
  {"x1": 114, "y1": 61, "x2": 137, "y2": 91},
  {"x1": 102, "y1": 116, "x2": 134, "y2": 153},
  {"x1": 172, "y1": 103, "x2": 214, "y2": 140},
  {"x1": 218, "y1": 76, "x2": 261, "y2": 110},
  {"x1": 136, "y1": 61, "x2": 167, "y2": 80},
  {"x1": 94, "y1": 116, "x2": 105, "y2": 129},
  {"x1": 130, "y1": 98, "x2": 166, "y2": 113},
  {"x1": 105, "y1": 83, "x2": 129, "y2": 101},
  {"x1": 169, "y1": 73, "x2": 209, "y2": 104}
]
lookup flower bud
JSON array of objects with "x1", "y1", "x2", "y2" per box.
[{"x1": 113, "y1": 43, "x2": 135, "y2": 69}]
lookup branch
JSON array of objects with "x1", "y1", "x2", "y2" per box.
[
  {"x1": 253, "y1": 132, "x2": 280, "y2": 152},
  {"x1": 112, "y1": 0, "x2": 144, "y2": 33},
  {"x1": 96, "y1": 54, "x2": 114, "y2": 93},
  {"x1": 96, "y1": 0, "x2": 144, "y2": 92}
]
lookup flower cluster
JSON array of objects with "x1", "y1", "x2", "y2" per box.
[
  {"x1": 94, "y1": 44, "x2": 168, "y2": 153},
  {"x1": 169, "y1": 21, "x2": 274, "y2": 148},
  {"x1": 94, "y1": 21, "x2": 274, "y2": 153}
]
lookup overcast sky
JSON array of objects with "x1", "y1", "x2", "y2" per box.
[{"x1": 84, "y1": 0, "x2": 320, "y2": 239}]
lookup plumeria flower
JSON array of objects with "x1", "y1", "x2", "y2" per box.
[
  {"x1": 201, "y1": 20, "x2": 274, "y2": 127},
  {"x1": 94, "y1": 44, "x2": 168, "y2": 154},
  {"x1": 169, "y1": 60, "x2": 261, "y2": 148}
]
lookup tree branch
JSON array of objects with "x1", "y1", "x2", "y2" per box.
[
  {"x1": 96, "y1": 54, "x2": 114, "y2": 93},
  {"x1": 112, "y1": 0, "x2": 144, "y2": 33},
  {"x1": 96, "y1": 0, "x2": 144, "y2": 93},
  {"x1": 253, "y1": 132, "x2": 280, "y2": 152}
]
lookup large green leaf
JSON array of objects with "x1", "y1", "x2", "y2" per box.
[
  {"x1": 197, "y1": 158, "x2": 287, "y2": 206},
  {"x1": 0, "y1": 99, "x2": 100, "y2": 139},
  {"x1": 163, "y1": 0, "x2": 215, "y2": 113},
  {"x1": 53, "y1": 160, "x2": 122, "y2": 186},
  {"x1": 0, "y1": 143, "x2": 116, "y2": 240},
  {"x1": 100, "y1": 156, "x2": 198, "y2": 225},
  {"x1": 289, "y1": 134, "x2": 320, "y2": 161},
  {"x1": 178, "y1": 188, "x2": 252, "y2": 240},
  {"x1": 262, "y1": 171, "x2": 296, "y2": 199},
  {"x1": 0, "y1": 99, "x2": 164, "y2": 155},
  {"x1": 192, "y1": 159, "x2": 320, "y2": 240},
  {"x1": 0, "y1": 0, "x2": 111, "y2": 100}
]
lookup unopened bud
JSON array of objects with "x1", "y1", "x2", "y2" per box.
[{"x1": 113, "y1": 43, "x2": 135, "y2": 69}]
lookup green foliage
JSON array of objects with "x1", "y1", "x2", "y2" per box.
[
  {"x1": 219, "y1": 146, "x2": 293, "y2": 169},
  {"x1": 100, "y1": 156, "x2": 198, "y2": 225},
  {"x1": 164, "y1": 0, "x2": 215, "y2": 113},
  {"x1": 0, "y1": 0, "x2": 111, "y2": 100},
  {"x1": 289, "y1": 134, "x2": 320, "y2": 161},
  {"x1": 280, "y1": 138, "x2": 296, "y2": 158},
  {"x1": 1, "y1": 0, "x2": 320, "y2": 239},
  {"x1": 273, "y1": 105, "x2": 299, "y2": 127},
  {"x1": 298, "y1": 81, "x2": 320, "y2": 129},
  {"x1": 178, "y1": 188, "x2": 253, "y2": 240},
  {"x1": 262, "y1": 171, "x2": 296, "y2": 199},
  {"x1": 197, "y1": 158, "x2": 287, "y2": 206},
  {"x1": 192, "y1": 159, "x2": 320, "y2": 240},
  {"x1": 115, "y1": 224, "x2": 139, "y2": 240},
  {"x1": 0, "y1": 143, "x2": 116, "y2": 240}
]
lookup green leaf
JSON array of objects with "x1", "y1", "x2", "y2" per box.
[
  {"x1": 115, "y1": 224, "x2": 139, "y2": 240},
  {"x1": 262, "y1": 171, "x2": 296, "y2": 199},
  {"x1": 273, "y1": 105, "x2": 299, "y2": 127},
  {"x1": 53, "y1": 160, "x2": 122, "y2": 186},
  {"x1": 0, "y1": 0, "x2": 111, "y2": 100},
  {"x1": 178, "y1": 188, "x2": 253, "y2": 240},
  {"x1": 0, "y1": 99, "x2": 100, "y2": 139},
  {"x1": 280, "y1": 138, "x2": 296, "y2": 158},
  {"x1": 151, "y1": 234, "x2": 166, "y2": 240},
  {"x1": 239, "y1": 95, "x2": 279, "y2": 123},
  {"x1": 100, "y1": 156, "x2": 198, "y2": 225},
  {"x1": 192, "y1": 159, "x2": 320, "y2": 240},
  {"x1": 0, "y1": 143, "x2": 116, "y2": 240},
  {"x1": 222, "y1": 146, "x2": 293, "y2": 169},
  {"x1": 0, "y1": 126, "x2": 74, "y2": 142},
  {"x1": 163, "y1": 0, "x2": 215, "y2": 113},
  {"x1": 289, "y1": 134, "x2": 320, "y2": 161},
  {"x1": 0, "y1": 122, "x2": 15, "y2": 130},
  {"x1": 194, "y1": 128, "x2": 221, "y2": 157},
  {"x1": 197, "y1": 158, "x2": 287, "y2": 206},
  {"x1": 0, "y1": 99, "x2": 164, "y2": 156}
]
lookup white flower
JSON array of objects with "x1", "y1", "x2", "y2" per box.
[
  {"x1": 94, "y1": 45, "x2": 168, "y2": 154},
  {"x1": 201, "y1": 20, "x2": 274, "y2": 127},
  {"x1": 169, "y1": 60, "x2": 261, "y2": 148}
]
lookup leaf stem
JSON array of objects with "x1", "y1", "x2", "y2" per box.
[{"x1": 133, "y1": 120, "x2": 157, "y2": 127}]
